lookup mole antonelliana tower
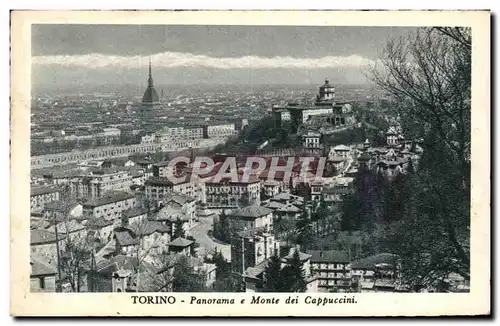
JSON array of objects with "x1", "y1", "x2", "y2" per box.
[{"x1": 140, "y1": 58, "x2": 161, "y2": 121}]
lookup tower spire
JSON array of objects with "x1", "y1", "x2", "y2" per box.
[
  {"x1": 149, "y1": 56, "x2": 152, "y2": 77},
  {"x1": 147, "y1": 57, "x2": 154, "y2": 87}
]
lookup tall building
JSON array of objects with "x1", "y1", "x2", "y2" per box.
[{"x1": 141, "y1": 58, "x2": 161, "y2": 121}]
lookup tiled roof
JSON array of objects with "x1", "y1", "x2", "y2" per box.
[
  {"x1": 47, "y1": 220, "x2": 86, "y2": 234},
  {"x1": 44, "y1": 200, "x2": 79, "y2": 212},
  {"x1": 86, "y1": 218, "x2": 114, "y2": 229},
  {"x1": 83, "y1": 191, "x2": 134, "y2": 207},
  {"x1": 282, "y1": 249, "x2": 312, "y2": 263},
  {"x1": 307, "y1": 250, "x2": 350, "y2": 263},
  {"x1": 164, "y1": 192, "x2": 195, "y2": 205},
  {"x1": 96, "y1": 255, "x2": 139, "y2": 274},
  {"x1": 31, "y1": 186, "x2": 59, "y2": 197},
  {"x1": 122, "y1": 206, "x2": 149, "y2": 218},
  {"x1": 30, "y1": 229, "x2": 64, "y2": 245},
  {"x1": 154, "y1": 206, "x2": 189, "y2": 222},
  {"x1": 244, "y1": 260, "x2": 268, "y2": 280},
  {"x1": 145, "y1": 176, "x2": 176, "y2": 186},
  {"x1": 264, "y1": 201, "x2": 286, "y2": 210},
  {"x1": 277, "y1": 203, "x2": 301, "y2": 213},
  {"x1": 350, "y1": 253, "x2": 398, "y2": 270},
  {"x1": 227, "y1": 205, "x2": 273, "y2": 219},
  {"x1": 130, "y1": 220, "x2": 170, "y2": 236},
  {"x1": 114, "y1": 229, "x2": 139, "y2": 247},
  {"x1": 270, "y1": 192, "x2": 303, "y2": 203},
  {"x1": 30, "y1": 253, "x2": 57, "y2": 277},
  {"x1": 168, "y1": 237, "x2": 193, "y2": 247}
]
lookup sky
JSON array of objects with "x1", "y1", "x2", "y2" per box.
[{"x1": 32, "y1": 25, "x2": 415, "y2": 90}]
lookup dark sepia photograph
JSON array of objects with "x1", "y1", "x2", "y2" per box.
[{"x1": 10, "y1": 10, "x2": 490, "y2": 317}]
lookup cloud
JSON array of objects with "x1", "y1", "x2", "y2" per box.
[{"x1": 32, "y1": 52, "x2": 375, "y2": 70}]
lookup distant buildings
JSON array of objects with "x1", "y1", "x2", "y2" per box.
[
  {"x1": 82, "y1": 191, "x2": 137, "y2": 220},
  {"x1": 272, "y1": 79, "x2": 356, "y2": 128},
  {"x1": 30, "y1": 186, "x2": 60, "y2": 213},
  {"x1": 203, "y1": 123, "x2": 236, "y2": 138},
  {"x1": 70, "y1": 168, "x2": 133, "y2": 199},
  {"x1": 204, "y1": 176, "x2": 262, "y2": 209},
  {"x1": 145, "y1": 176, "x2": 200, "y2": 203}
]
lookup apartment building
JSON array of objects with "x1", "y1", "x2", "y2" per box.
[
  {"x1": 70, "y1": 168, "x2": 133, "y2": 199},
  {"x1": 82, "y1": 191, "x2": 137, "y2": 221},
  {"x1": 226, "y1": 205, "x2": 273, "y2": 234},
  {"x1": 145, "y1": 176, "x2": 200, "y2": 203},
  {"x1": 203, "y1": 123, "x2": 236, "y2": 138},
  {"x1": 30, "y1": 186, "x2": 61, "y2": 213},
  {"x1": 204, "y1": 176, "x2": 261, "y2": 208},
  {"x1": 307, "y1": 250, "x2": 351, "y2": 292}
]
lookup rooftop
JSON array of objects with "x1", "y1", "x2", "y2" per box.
[
  {"x1": 47, "y1": 219, "x2": 86, "y2": 234},
  {"x1": 350, "y1": 253, "x2": 399, "y2": 270},
  {"x1": 31, "y1": 186, "x2": 59, "y2": 197},
  {"x1": 83, "y1": 191, "x2": 135, "y2": 207},
  {"x1": 113, "y1": 228, "x2": 140, "y2": 247},
  {"x1": 44, "y1": 200, "x2": 80, "y2": 212},
  {"x1": 164, "y1": 192, "x2": 196, "y2": 206},
  {"x1": 30, "y1": 253, "x2": 57, "y2": 277},
  {"x1": 86, "y1": 218, "x2": 115, "y2": 229},
  {"x1": 282, "y1": 248, "x2": 312, "y2": 263},
  {"x1": 307, "y1": 250, "x2": 350, "y2": 263},
  {"x1": 130, "y1": 220, "x2": 170, "y2": 236},
  {"x1": 31, "y1": 229, "x2": 64, "y2": 245},
  {"x1": 227, "y1": 205, "x2": 273, "y2": 219},
  {"x1": 122, "y1": 206, "x2": 149, "y2": 218},
  {"x1": 168, "y1": 237, "x2": 193, "y2": 247},
  {"x1": 145, "y1": 176, "x2": 189, "y2": 187}
]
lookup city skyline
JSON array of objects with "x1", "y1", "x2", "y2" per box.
[{"x1": 32, "y1": 25, "x2": 415, "y2": 88}]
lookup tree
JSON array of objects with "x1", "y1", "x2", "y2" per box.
[
  {"x1": 173, "y1": 218, "x2": 186, "y2": 239},
  {"x1": 211, "y1": 251, "x2": 242, "y2": 292},
  {"x1": 281, "y1": 250, "x2": 307, "y2": 292},
  {"x1": 369, "y1": 27, "x2": 471, "y2": 287},
  {"x1": 295, "y1": 203, "x2": 313, "y2": 250},
  {"x1": 172, "y1": 255, "x2": 207, "y2": 292},
  {"x1": 213, "y1": 210, "x2": 230, "y2": 243},
  {"x1": 59, "y1": 234, "x2": 92, "y2": 292},
  {"x1": 371, "y1": 27, "x2": 471, "y2": 190},
  {"x1": 262, "y1": 255, "x2": 284, "y2": 292}
]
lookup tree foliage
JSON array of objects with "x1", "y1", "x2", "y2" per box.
[
  {"x1": 262, "y1": 252, "x2": 307, "y2": 293},
  {"x1": 173, "y1": 218, "x2": 186, "y2": 239},
  {"x1": 365, "y1": 27, "x2": 471, "y2": 288},
  {"x1": 172, "y1": 255, "x2": 207, "y2": 292},
  {"x1": 295, "y1": 203, "x2": 313, "y2": 250}
]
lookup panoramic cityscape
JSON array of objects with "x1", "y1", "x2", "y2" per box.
[{"x1": 29, "y1": 25, "x2": 470, "y2": 294}]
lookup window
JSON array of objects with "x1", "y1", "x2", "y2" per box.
[{"x1": 39, "y1": 277, "x2": 45, "y2": 289}]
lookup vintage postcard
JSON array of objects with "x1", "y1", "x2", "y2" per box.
[{"x1": 10, "y1": 10, "x2": 490, "y2": 316}]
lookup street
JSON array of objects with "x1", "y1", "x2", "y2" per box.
[{"x1": 190, "y1": 215, "x2": 231, "y2": 262}]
